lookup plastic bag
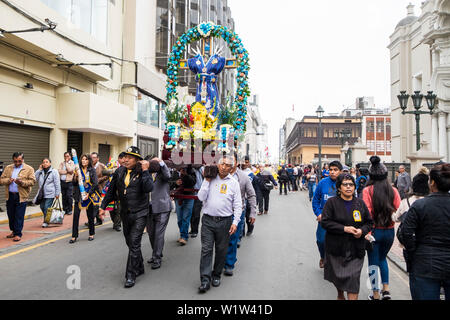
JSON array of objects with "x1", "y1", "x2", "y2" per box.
[{"x1": 45, "y1": 198, "x2": 65, "y2": 224}]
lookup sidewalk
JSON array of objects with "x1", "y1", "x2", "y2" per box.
[
  {"x1": 387, "y1": 222, "x2": 407, "y2": 273},
  {"x1": 0, "y1": 205, "x2": 113, "y2": 252}
]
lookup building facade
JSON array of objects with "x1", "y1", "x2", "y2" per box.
[
  {"x1": 286, "y1": 116, "x2": 362, "y2": 165},
  {"x1": 389, "y1": 1, "x2": 450, "y2": 163}
]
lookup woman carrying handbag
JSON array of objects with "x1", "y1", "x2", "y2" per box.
[{"x1": 34, "y1": 158, "x2": 61, "y2": 228}]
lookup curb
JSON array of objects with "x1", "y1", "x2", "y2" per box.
[
  {"x1": 0, "y1": 212, "x2": 43, "y2": 225},
  {"x1": 387, "y1": 252, "x2": 407, "y2": 274}
]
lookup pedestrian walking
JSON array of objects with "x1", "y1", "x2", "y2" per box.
[
  {"x1": 362, "y1": 156, "x2": 401, "y2": 300},
  {"x1": 146, "y1": 157, "x2": 172, "y2": 270},
  {"x1": 397, "y1": 165, "x2": 412, "y2": 200},
  {"x1": 277, "y1": 165, "x2": 289, "y2": 195},
  {"x1": 0, "y1": 152, "x2": 36, "y2": 242},
  {"x1": 241, "y1": 156, "x2": 257, "y2": 236},
  {"x1": 322, "y1": 164, "x2": 330, "y2": 179},
  {"x1": 58, "y1": 152, "x2": 75, "y2": 216},
  {"x1": 189, "y1": 165, "x2": 204, "y2": 239},
  {"x1": 34, "y1": 158, "x2": 61, "y2": 228},
  {"x1": 223, "y1": 153, "x2": 257, "y2": 277},
  {"x1": 307, "y1": 166, "x2": 318, "y2": 201},
  {"x1": 91, "y1": 152, "x2": 109, "y2": 226},
  {"x1": 197, "y1": 156, "x2": 242, "y2": 293},
  {"x1": 321, "y1": 173, "x2": 373, "y2": 300},
  {"x1": 286, "y1": 164, "x2": 295, "y2": 192},
  {"x1": 312, "y1": 160, "x2": 343, "y2": 269},
  {"x1": 393, "y1": 167, "x2": 430, "y2": 223},
  {"x1": 101, "y1": 152, "x2": 126, "y2": 232},
  {"x1": 100, "y1": 146, "x2": 154, "y2": 288},
  {"x1": 259, "y1": 164, "x2": 277, "y2": 214},
  {"x1": 171, "y1": 166, "x2": 197, "y2": 245},
  {"x1": 398, "y1": 163, "x2": 450, "y2": 300},
  {"x1": 70, "y1": 154, "x2": 100, "y2": 244}
]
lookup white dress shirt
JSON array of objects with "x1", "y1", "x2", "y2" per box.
[{"x1": 197, "y1": 174, "x2": 242, "y2": 226}]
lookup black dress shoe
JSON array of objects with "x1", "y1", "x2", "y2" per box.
[
  {"x1": 88, "y1": 236, "x2": 95, "y2": 241},
  {"x1": 136, "y1": 270, "x2": 145, "y2": 277},
  {"x1": 69, "y1": 238, "x2": 77, "y2": 244},
  {"x1": 198, "y1": 283, "x2": 210, "y2": 293},
  {"x1": 95, "y1": 221, "x2": 103, "y2": 226},
  {"x1": 190, "y1": 233, "x2": 198, "y2": 238},
  {"x1": 212, "y1": 278, "x2": 221, "y2": 287},
  {"x1": 124, "y1": 279, "x2": 135, "y2": 288},
  {"x1": 113, "y1": 226, "x2": 122, "y2": 232},
  {"x1": 147, "y1": 258, "x2": 155, "y2": 264}
]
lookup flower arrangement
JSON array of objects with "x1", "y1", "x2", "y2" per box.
[{"x1": 165, "y1": 22, "x2": 250, "y2": 133}]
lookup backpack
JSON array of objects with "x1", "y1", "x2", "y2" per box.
[{"x1": 261, "y1": 175, "x2": 274, "y2": 191}]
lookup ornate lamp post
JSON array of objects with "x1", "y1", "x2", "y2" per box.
[
  {"x1": 397, "y1": 91, "x2": 437, "y2": 151},
  {"x1": 316, "y1": 106, "x2": 325, "y2": 179}
]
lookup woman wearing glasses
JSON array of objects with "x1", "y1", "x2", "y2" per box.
[{"x1": 321, "y1": 174, "x2": 373, "y2": 300}]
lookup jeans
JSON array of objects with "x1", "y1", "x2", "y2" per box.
[
  {"x1": 60, "y1": 181, "x2": 73, "y2": 214},
  {"x1": 316, "y1": 222, "x2": 326, "y2": 259},
  {"x1": 279, "y1": 181, "x2": 288, "y2": 195},
  {"x1": 308, "y1": 182, "x2": 316, "y2": 200},
  {"x1": 367, "y1": 228, "x2": 395, "y2": 291},
  {"x1": 6, "y1": 192, "x2": 27, "y2": 237},
  {"x1": 225, "y1": 209, "x2": 246, "y2": 270},
  {"x1": 40, "y1": 198, "x2": 54, "y2": 222},
  {"x1": 176, "y1": 199, "x2": 195, "y2": 241},
  {"x1": 409, "y1": 275, "x2": 450, "y2": 300}
]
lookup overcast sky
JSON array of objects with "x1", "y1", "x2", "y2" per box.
[{"x1": 227, "y1": 0, "x2": 424, "y2": 161}]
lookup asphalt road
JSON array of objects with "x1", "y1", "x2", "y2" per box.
[{"x1": 0, "y1": 190, "x2": 412, "y2": 300}]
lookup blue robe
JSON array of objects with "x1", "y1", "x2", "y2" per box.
[{"x1": 188, "y1": 54, "x2": 226, "y2": 117}]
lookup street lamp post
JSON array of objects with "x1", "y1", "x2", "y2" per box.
[
  {"x1": 316, "y1": 106, "x2": 325, "y2": 180},
  {"x1": 397, "y1": 91, "x2": 437, "y2": 151}
]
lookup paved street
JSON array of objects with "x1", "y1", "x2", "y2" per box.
[{"x1": 0, "y1": 190, "x2": 411, "y2": 300}]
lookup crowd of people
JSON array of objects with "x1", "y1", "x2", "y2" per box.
[{"x1": 1, "y1": 149, "x2": 449, "y2": 299}]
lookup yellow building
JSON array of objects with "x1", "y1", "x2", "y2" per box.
[{"x1": 286, "y1": 116, "x2": 362, "y2": 165}]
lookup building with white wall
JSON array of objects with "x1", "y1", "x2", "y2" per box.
[{"x1": 388, "y1": 1, "x2": 450, "y2": 163}]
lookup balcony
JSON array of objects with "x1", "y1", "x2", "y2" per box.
[{"x1": 57, "y1": 92, "x2": 133, "y2": 137}]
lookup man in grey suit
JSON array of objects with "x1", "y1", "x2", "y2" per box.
[{"x1": 146, "y1": 156, "x2": 173, "y2": 270}]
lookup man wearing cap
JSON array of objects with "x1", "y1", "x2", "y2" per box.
[
  {"x1": 100, "y1": 146, "x2": 153, "y2": 288},
  {"x1": 197, "y1": 156, "x2": 242, "y2": 293}
]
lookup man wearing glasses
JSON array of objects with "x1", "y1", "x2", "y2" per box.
[
  {"x1": 0, "y1": 152, "x2": 36, "y2": 242},
  {"x1": 312, "y1": 160, "x2": 343, "y2": 269},
  {"x1": 197, "y1": 156, "x2": 242, "y2": 293}
]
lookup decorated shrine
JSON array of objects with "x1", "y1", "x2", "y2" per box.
[{"x1": 162, "y1": 21, "x2": 250, "y2": 165}]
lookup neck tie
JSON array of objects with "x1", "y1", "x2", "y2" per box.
[{"x1": 125, "y1": 170, "x2": 132, "y2": 187}]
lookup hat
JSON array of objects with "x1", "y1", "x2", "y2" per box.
[
  {"x1": 412, "y1": 172, "x2": 429, "y2": 196},
  {"x1": 125, "y1": 146, "x2": 143, "y2": 160},
  {"x1": 368, "y1": 156, "x2": 388, "y2": 181}
]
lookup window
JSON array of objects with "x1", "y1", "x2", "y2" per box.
[
  {"x1": 138, "y1": 93, "x2": 160, "y2": 128},
  {"x1": 41, "y1": 0, "x2": 109, "y2": 43},
  {"x1": 376, "y1": 120, "x2": 384, "y2": 133},
  {"x1": 367, "y1": 121, "x2": 375, "y2": 133}
]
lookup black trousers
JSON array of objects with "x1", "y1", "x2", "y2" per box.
[
  {"x1": 60, "y1": 181, "x2": 73, "y2": 214},
  {"x1": 72, "y1": 203, "x2": 95, "y2": 238},
  {"x1": 256, "y1": 190, "x2": 263, "y2": 214},
  {"x1": 147, "y1": 211, "x2": 170, "y2": 264},
  {"x1": 190, "y1": 199, "x2": 203, "y2": 234},
  {"x1": 279, "y1": 181, "x2": 288, "y2": 195},
  {"x1": 261, "y1": 190, "x2": 270, "y2": 212},
  {"x1": 242, "y1": 202, "x2": 254, "y2": 236},
  {"x1": 200, "y1": 215, "x2": 232, "y2": 284},
  {"x1": 121, "y1": 211, "x2": 147, "y2": 280},
  {"x1": 110, "y1": 203, "x2": 122, "y2": 229}
]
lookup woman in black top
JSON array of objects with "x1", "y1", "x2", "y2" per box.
[
  {"x1": 70, "y1": 154, "x2": 99, "y2": 243},
  {"x1": 398, "y1": 163, "x2": 450, "y2": 300},
  {"x1": 321, "y1": 174, "x2": 373, "y2": 300}
]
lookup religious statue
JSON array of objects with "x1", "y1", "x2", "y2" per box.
[{"x1": 188, "y1": 49, "x2": 226, "y2": 117}]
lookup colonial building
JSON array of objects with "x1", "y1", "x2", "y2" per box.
[
  {"x1": 389, "y1": 1, "x2": 450, "y2": 163},
  {"x1": 286, "y1": 116, "x2": 362, "y2": 165}
]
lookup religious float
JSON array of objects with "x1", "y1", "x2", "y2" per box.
[{"x1": 161, "y1": 21, "x2": 250, "y2": 167}]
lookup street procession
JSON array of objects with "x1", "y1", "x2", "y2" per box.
[{"x1": 0, "y1": 0, "x2": 450, "y2": 306}]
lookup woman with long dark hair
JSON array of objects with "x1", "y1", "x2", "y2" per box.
[
  {"x1": 362, "y1": 156, "x2": 401, "y2": 300},
  {"x1": 398, "y1": 163, "x2": 450, "y2": 300},
  {"x1": 321, "y1": 174, "x2": 373, "y2": 300},
  {"x1": 70, "y1": 154, "x2": 99, "y2": 244}
]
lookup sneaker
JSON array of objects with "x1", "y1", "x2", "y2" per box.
[
  {"x1": 381, "y1": 291, "x2": 391, "y2": 300},
  {"x1": 42, "y1": 223, "x2": 48, "y2": 228},
  {"x1": 223, "y1": 268, "x2": 234, "y2": 276},
  {"x1": 368, "y1": 295, "x2": 380, "y2": 300}
]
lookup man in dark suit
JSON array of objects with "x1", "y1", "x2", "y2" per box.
[
  {"x1": 100, "y1": 146, "x2": 154, "y2": 288},
  {"x1": 146, "y1": 156, "x2": 173, "y2": 270}
]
